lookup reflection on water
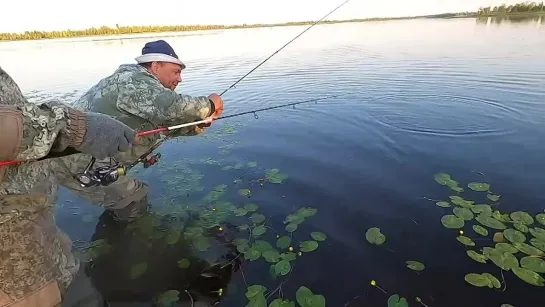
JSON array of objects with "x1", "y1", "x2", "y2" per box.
[{"x1": 3, "y1": 17, "x2": 545, "y2": 307}]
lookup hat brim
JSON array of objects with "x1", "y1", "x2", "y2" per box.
[{"x1": 135, "y1": 53, "x2": 186, "y2": 69}]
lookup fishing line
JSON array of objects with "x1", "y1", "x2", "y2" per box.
[{"x1": 219, "y1": 0, "x2": 351, "y2": 96}]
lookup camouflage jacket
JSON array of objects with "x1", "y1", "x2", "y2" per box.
[
  {"x1": 72, "y1": 63, "x2": 213, "y2": 129},
  {"x1": 70, "y1": 63, "x2": 215, "y2": 166}
]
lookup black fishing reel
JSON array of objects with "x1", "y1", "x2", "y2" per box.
[{"x1": 74, "y1": 157, "x2": 127, "y2": 187}]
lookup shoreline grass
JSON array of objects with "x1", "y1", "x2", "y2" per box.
[{"x1": 0, "y1": 13, "x2": 476, "y2": 42}]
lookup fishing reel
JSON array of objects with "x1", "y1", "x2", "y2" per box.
[{"x1": 74, "y1": 157, "x2": 127, "y2": 187}]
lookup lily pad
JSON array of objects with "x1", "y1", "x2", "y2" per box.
[
  {"x1": 281, "y1": 252, "x2": 297, "y2": 262},
  {"x1": 177, "y1": 258, "x2": 190, "y2": 269},
  {"x1": 457, "y1": 235, "x2": 475, "y2": 246},
  {"x1": 536, "y1": 213, "x2": 545, "y2": 226},
  {"x1": 495, "y1": 243, "x2": 518, "y2": 254},
  {"x1": 511, "y1": 211, "x2": 534, "y2": 225},
  {"x1": 387, "y1": 294, "x2": 408, "y2": 307},
  {"x1": 434, "y1": 173, "x2": 453, "y2": 185},
  {"x1": 493, "y1": 211, "x2": 511, "y2": 222},
  {"x1": 514, "y1": 222, "x2": 529, "y2": 233},
  {"x1": 277, "y1": 236, "x2": 291, "y2": 249},
  {"x1": 512, "y1": 267, "x2": 545, "y2": 286},
  {"x1": 464, "y1": 273, "x2": 490, "y2": 287},
  {"x1": 473, "y1": 225, "x2": 489, "y2": 236},
  {"x1": 483, "y1": 247, "x2": 519, "y2": 270},
  {"x1": 300, "y1": 241, "x2": 319, "y2": 252},
  {"x1": 483, "y1": 273, "x2": 501, "y2": 289},
  {"x1": 406, "y1": 260, "x2": 425, "y2": 271},
  {"x1": 311, "y1": 232, "x2": 327, "y2": 241},
  {"x1": 251, "y1": 213, "x2": 266, "y2": 224},
  {"x1": 468, "y1": 182, "x2": 490, "y2": 192},
  {"x1": 246, "y1": 285, "x2": 266, "y2": 299},
  {"x1": 262, "y1": 250, "x2": 281, "y2": 263},
  {"x1": 157, "y1": 290, "x2": 180, "y2": 306},
  {"x1": 244, "y1": 203, "x2": 259, "y2": 212},
  {"x1": 513, "y1": 242, "x2": 544, "y2": 256},
  {"x1": 521, "y1": 256, "x2": 545, "y2": 273},
  {"x1": 234, "y1": 208, "x2": 248, "y2": 216},
  {"x1": 449, "y1": 196, "x2": 474, "y2": 208},
  {"x1": 166, "y1": 231, "x2": 181, "y2": 245},
  {"x1": 130, "y1": 262, "x2": 148, "y2": 279},
  {"x1": 297, "y1": 207, "x2": 317, "y2": 217},
  {"x1": 239, "y1": 189, "x2": 252, "y2": 197},
  {"x1": 366, "y1": 227, "x2": 386, "y2": 245},
  {"x1": 472, "y1": 204, "x2": 492, "y2": 215},
  {"x1": 530, "y1": 228, "x2": 545, "y2": 241},
  {"x1": 530, "y1": 238, "x2": 545, "y2": 252},
  {"x1": 274, "y1": 260, "x2": 291, "y2": 276},
  {"x1": 441, "y1": 215, "x2": 465, "y2": 229},
  {"x1": 467, "y1": 250, "x2": 487, "y2": 263},
  {"x1": 252, "y1": 225, "x2": 266, "y2": 237},
  {"x1": 436, "y1": 201, "x2": 451, "y2": 208},
  {"x1": 285, "y1": 223, "x2": 298, "y2": 233},
  {"x1": 244, "y1": 248, "x2": 262, "y2": 261},
  {"x1": 487, "y1": 194, "x2": 501, "y2": 202},
  {"x1": 270, "y1": 299, "x2": 295, "y2": 307},
  {"x1": 266, "y1": 168, "x2": 289, "y2": 184},
  {"x1": 503, "y1": 229, "x2": 526, "y2": 243},
  {"x1": 454, "y1": 207, "x2": 474, "y2": 221},
  {"x1": 247, "y1": 161, "x2": 257, "y2": 167},
  {"x1": 476, "y1": 214, "x2": 507, "y2": 230}
]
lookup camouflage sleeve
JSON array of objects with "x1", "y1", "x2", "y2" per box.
[
  {"x1": 0, "y1": 102, "x2": 85, "y2": 161},
  {"x1": 116, "y1": 71, "x2": 213, "y2": 125},
  {"x1": 1, "y1": 65, "x2": 88, "y2": 162}
]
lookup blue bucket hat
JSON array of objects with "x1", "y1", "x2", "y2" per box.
[{"x1": 135, "y1": 40, "x2": 186, "y2": 69}]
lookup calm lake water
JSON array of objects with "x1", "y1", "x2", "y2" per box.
[{"x1": 2, "y1": 17, "x2": 545, "y2": 307}]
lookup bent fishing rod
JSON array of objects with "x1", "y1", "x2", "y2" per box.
[{"x1": 0, "y1": 0, "x2": 351, "y2": 170}]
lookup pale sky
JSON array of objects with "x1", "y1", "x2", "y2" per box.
[{"x1": 1, "y1": 0, "x2": 521, "y2": 34}]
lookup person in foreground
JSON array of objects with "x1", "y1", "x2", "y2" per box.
[
  {"x1": 0, "y1": 66, "x2": 138, "y2": 307},
  {"x1": 51, "y1": 39, "x2": 225, "y2": 222}
]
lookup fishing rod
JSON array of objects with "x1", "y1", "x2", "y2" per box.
[
  {"x1": 137, "y1": 93, "x2": 349, "y2": 137},
  {"x1": 219, "y1": 0, "x2": 351, "y2": 96}
]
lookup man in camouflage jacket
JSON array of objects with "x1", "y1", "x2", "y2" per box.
[
  {"x1": 0, "y1": 65, "x2": 139, "y2": 307},
  {"x1": 53, "y1": 39, "x2": 224, "y2": 221}
]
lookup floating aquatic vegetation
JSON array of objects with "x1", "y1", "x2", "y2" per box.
[
  {"x1": 441, "y1": 215, "x2": 464, "y2": 229},
  {"x1": 239, "y1": 188, "x2": 252, "y2": 197},
  {"x1": 365, "y1": 227, "x2": 386, "y2": 245},
  {"x1": 177, "y1": 258, "x2": 190, "y2": 269},
  {"x1": 436, "y1": 201, "x2": 451, "y2": 208},
  {"x1": 156, "y1": 290, "x2": 180, "y2": 307},
  {"x1": 467, "y1": 182, "x2": 490, "y2": 192},
  {"x1": 247, "y1": 161, "x2": 258, "y2": 167},
  {"x1": 200, "y1": 157, "x2": 220, "y2": 165},
  {"x1": 466, "y1": 250, "x2": 487, "y2": 263},
  {"x1": 387, "y1": 294, "x2": 408, "y2": 307},
  {"x1": 431, "y1": 172, "x2": 545, "y2": 287},
  {"x1": 130, "y1": 262, "x2": 148, "y2": 279},
  {"x1": 434, "y1": 173, "x2": 463, "y2": 192},
  {"x1": 472, "y1": 225, "x2": 488, "y2": 236},
  {"x1": 406, "y1": 261, "x2": 425, "y2": 271},
  {"x1": 464, "y1": 273, "x2": 501, "y2": 288},
  {"x1": 265, "y1": 168, "x2": 289, "y2": 184}
]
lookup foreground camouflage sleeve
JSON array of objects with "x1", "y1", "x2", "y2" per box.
[
  {"x1": 4, "y1": 102, "x2": 83, "y2": 161},
  {"x1": 0, "y1": 65, "x2": 84, "y2": 162},
  {"x1": 116, "y1": 72, "x2": 213, "y2": 125}
]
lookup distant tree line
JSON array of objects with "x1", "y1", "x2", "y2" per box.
[{"x1": 477, "y1": 1, "x2": 545, "y2": 15}]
